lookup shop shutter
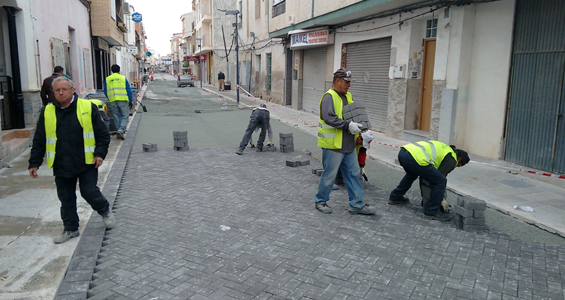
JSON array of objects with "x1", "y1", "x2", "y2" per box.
[
  {"x1": 346, "y1": 37, "x2": 391, "y2": 131},
  {"x1": 302, "y1": 47, "x2": 327, "y2": 115}
]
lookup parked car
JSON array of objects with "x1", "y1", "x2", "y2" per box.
[{"x1": 177, "y1": 74, "x2": 194, "y2": 87}]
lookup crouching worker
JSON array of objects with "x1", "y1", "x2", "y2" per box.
[
  {"x1": 236, "y1": 103, "x2": 270, "y2": 154},
  {"x1": 388, "y1": 140, "x2": 469, "y2": 221},
  {"x1": 28, "y1": 76, "x2": 116, "y2": 244}
]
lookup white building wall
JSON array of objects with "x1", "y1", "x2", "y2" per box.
[
  {"x1": 32, "y1": 0, "x2": 93, "y2": 95},
  {"x1": 463, "y1": 0, "x2": 514, "y2": 158}
]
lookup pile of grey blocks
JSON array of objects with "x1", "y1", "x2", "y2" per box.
[
  {"x1": 453, "y1": 196, "x2": 487, "y2": 232},
  {"x1": 143, "y1": 143, "x2": 158, "y2": 152},
  {"x1": 279, "y1": 133, "x2": 294, "y2": 153},
  {"x1": 173, "y1": 131, "x2": 189, "y2": 151},
  {"x1": 342, "y1": 102, "x2": 371, "y2": 130},
  {"x1": 286, "y1": 155, "x2": 310, "y2": 167},
  {"x1": 312, "y1": 168, "x2": 323, "y2": 176},
  {"x1": 264, "y1": 144, "x2": 277, "y2": 152}
]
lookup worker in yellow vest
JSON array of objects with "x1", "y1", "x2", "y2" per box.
[
  {"x1": 104, "y1": 64, "x2": 133, "y2": 140},
  {"x1": 28, "y1": 76, "x2": 115, "y2": 244},
  {"x1": 314, "y1": 68, "x2": 376, "y2": 216},
  {"x1": 388, "y1": 140, "x2": 470, "y2": 221}
]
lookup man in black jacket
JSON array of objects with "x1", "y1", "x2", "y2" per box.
[
  {"x1": 29, "y1": 76, "x2": 115, "y2": 244},
  {"x1": 218, "y1": 71, "x2": 225, "y2": 91},
  {"x1": 40, "y1": 66, "x2": 63, "y2": 106}
]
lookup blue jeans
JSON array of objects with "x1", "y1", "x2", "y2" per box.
[
  {"x1": 55, "y1": 167, "x2": 110, "y2": 231},
  {"x1": 315, "y1": 148, "x2": 365, "y2": 210},
  {"x1": 110, "y1": 101, "x2": 129, "y2": 133},
  {"x1": 390, "y1": 148, "x2": 447, "y2": 215}
]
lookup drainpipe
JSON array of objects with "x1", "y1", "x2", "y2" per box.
[{"x1": 4, "y1": 6, "x2": 25, "y2": 129}]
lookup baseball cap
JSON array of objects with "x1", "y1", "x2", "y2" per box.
[
  {"x1": 361, "y1": 130, "x2": 374, "y2": 149},
  {"x1": 334, "y1": 68, "x2": 353, "y2": 82}
]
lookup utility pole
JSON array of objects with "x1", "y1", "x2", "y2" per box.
[
  {"x1": 225, "y1": 10, "x2": 240, "y2": 104},
  {"x1": 195, "y1": 37, "x2": 202, "y2": 89}
]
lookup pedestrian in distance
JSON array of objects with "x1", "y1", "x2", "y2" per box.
[
  {"x1": 388, "y1": 140, "x2": 470, "y2": 221},
  {"x1": 28, "y1": 76, "x2": 115, "y2": 244},
  {"x1": 314, "y1": 67, "x2": 376, "y2": 215},
  {"x1": 218, "y1": 71, "x2": 225, "y2": 91},
  {"x1": 236, "y1": 103, "x2": 270, "y2": 154},
  {"x1": 40, "y1": 66, "x2": 64, "y2": 106},
  {"x1": 104, "y1": 64, "x2": 133, "y2": 140}
]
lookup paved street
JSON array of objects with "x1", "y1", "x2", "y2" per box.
[{"x1": 53, "y1": 75, "x2": 564, "y2": 299}]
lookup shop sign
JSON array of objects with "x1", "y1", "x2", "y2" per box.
[{"x1": 290, "y1": 29, "x2": 333, "y2": 49}]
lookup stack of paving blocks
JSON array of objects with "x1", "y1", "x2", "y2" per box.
[
  {"x1": 279, "y1": 133, "x2": 294, "y2": 153},
  {"x1": 453, "y1": 196, "x2": 487, "y2": 232},
  {"x1": 312, "y1": 168, "x2": 324, "y2": 176},
  {"x1": 143, "y1": 143, "x2": 158, "y2": 152},
  {"x1": 286, "y1": 155, "x2": 310, "y2": 167},
  {"x1": 264, "y1": 143, "x2": 277, "y2": 152},
  {"x1": 342, "y1": 102, "x2": 371, "y2": 130},
  {"x1": 173, "y1": 131, "x2": 189, "y2": 151}
]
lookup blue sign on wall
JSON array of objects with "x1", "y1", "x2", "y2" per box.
[{"x1": 132, "y1": 12, "x2": 142, "y2": 23}]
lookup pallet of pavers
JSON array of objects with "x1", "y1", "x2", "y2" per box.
[
  {"x1": 143, "y1": 143, "x2": 158, "y2": 152},
  {"x1": 279, "y1": 133, "x2": 294, "y2": 153},
  {"x1": 453, "y1": 196, "x2": 487, "y2": 232},
  {"x1": 342, "y1": 102, "x2": 372, "y2": 130},
  {"x1": 173, "y1": 131, "x2": 189, "y2": 151}
]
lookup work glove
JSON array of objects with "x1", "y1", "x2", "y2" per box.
[
  {"x1": 360, "y1": 167, "x2": 368, "y2": 182},
  {"x1": 348, "y1": 122, "x2": 362, "y2": 135},
  {"x1": 129, "y1": 102, "x2": 133, "y2": 109},
  {"x1": 266, "y1": 142, "x2": 273, "y2": 147},
  {"x1": 440, "y1": 198, "x2": 451, "y2": 214}
]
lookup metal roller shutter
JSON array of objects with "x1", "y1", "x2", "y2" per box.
[
  {"x1": 302, "y1": 47, "x2": 327, "y2": 115},
  {"x1": 346, "y1": 37, "x2": 392, "y2": 131},
  {"x1": 505, "y1": 0, "x2": 565, "y2": 173}
]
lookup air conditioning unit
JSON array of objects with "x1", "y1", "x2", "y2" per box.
[{"x1": 288, "y1": 16, "x2": 295, "y2": 25}]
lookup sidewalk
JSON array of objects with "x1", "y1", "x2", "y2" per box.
[{"x1": 201, "y1": 82, "x2": 565, "y2": 238}]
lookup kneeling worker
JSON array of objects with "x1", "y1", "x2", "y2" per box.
[{"x1": 388, "y1": 140, "x2": 469, "y2": 221}]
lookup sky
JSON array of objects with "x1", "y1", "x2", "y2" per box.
[{"x1": 127, "y1": 0, "x2": 193, "y2": 56}]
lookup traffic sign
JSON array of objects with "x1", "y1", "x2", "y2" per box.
[
  {"x1": 132, "y1": 12, "x2": 142, "y2": 23},
  {"x1": 146, "y1": 51, "x2": 152, "y2": 57}
]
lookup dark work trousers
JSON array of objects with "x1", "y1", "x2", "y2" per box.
[
  {"x1": 389, "y1": 148, "x2": 447, "y2": 216},
  {"x1": 238, "y1": 109, "x2": 270, "y2": 151},
  {"x1": 55, "y1": 167, "x2": 110, "y2": 231}
]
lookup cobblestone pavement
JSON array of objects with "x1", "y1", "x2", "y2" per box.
[{"x1": 79, "y1": 147, "x2": 564, "y2": 299}]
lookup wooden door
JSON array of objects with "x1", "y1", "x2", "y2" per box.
[{"x1": 419, "y1": 39, "x2": 436, "y2": 131}]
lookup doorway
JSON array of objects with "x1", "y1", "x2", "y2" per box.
[{"x1": 419, "y1": 39, "x2": 436, "y2": 132}]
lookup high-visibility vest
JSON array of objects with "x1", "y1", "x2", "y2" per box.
[
  {"x1": 44, "y1": 98, "x2": 96, "y2": 168},
  {"x1": 105, "y1": 73, "x2": 129, "y2": 102},
  {"x1": 402, "y1": 140, "x2": 457, "y2": 169},
  {"x1": 317, "y1": 89, "x2": 354, "y2": 149},
  {"x1": 88, "y1": 99, "x2": 108, "y2": 114}
]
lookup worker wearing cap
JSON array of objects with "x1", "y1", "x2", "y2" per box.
[
  {"x1": 314, "y1": 67, "x2": 376, "y2": 215},
  {"x1": 388, "y1": 140, "x2": 470, "y2": 221}
]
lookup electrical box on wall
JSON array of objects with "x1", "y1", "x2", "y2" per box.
[
  {"x1": 288, "y1": 16, "x2": 295, "y2": 25},
  {"x1": 394, "y1": 65, "x2": 405, "y2": 78}
]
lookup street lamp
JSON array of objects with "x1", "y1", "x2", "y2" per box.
[
  {"x1": 195, "y1": 37, "x2": 203, "y2": 89},
  {"x1": 225, "y1": 10, "x2": 240, "y2": 104}
]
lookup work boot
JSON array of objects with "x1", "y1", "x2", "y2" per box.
[
  {"x1": 235, "y1": 149, "x2": 243, "y2": 155},
  {"x1": 315, "y1": 203, "x2": 333, "y2": 214},
  {"x1": 117, "y1": 131, "x2": 125, "y2": 140},
  {"x1": 348, "y1": 204, "x2": 376, "y2": 215},
  {"x1": 256, "y1": 147, "x2": 262, "y2": 152},
  {"x1": 388, "y1": 196, "x2": 410, "y2": 205},
  {"x1": 54, "y1": 230, "x2": 80, "y2": 244},
  {"x1": 103, "y1": 211, "x2": 116, "y2": 229},
  {"x1": 423, "y1": 212, "x2": 452, "y2": 221}
]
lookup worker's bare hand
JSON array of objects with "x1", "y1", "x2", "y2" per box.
[
  {"x1": 29, "y1": 167, "x2": 38, "y2": 178},
  {"x1": 94, "y1": 157, "x2": 104, "y2": 169}
]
